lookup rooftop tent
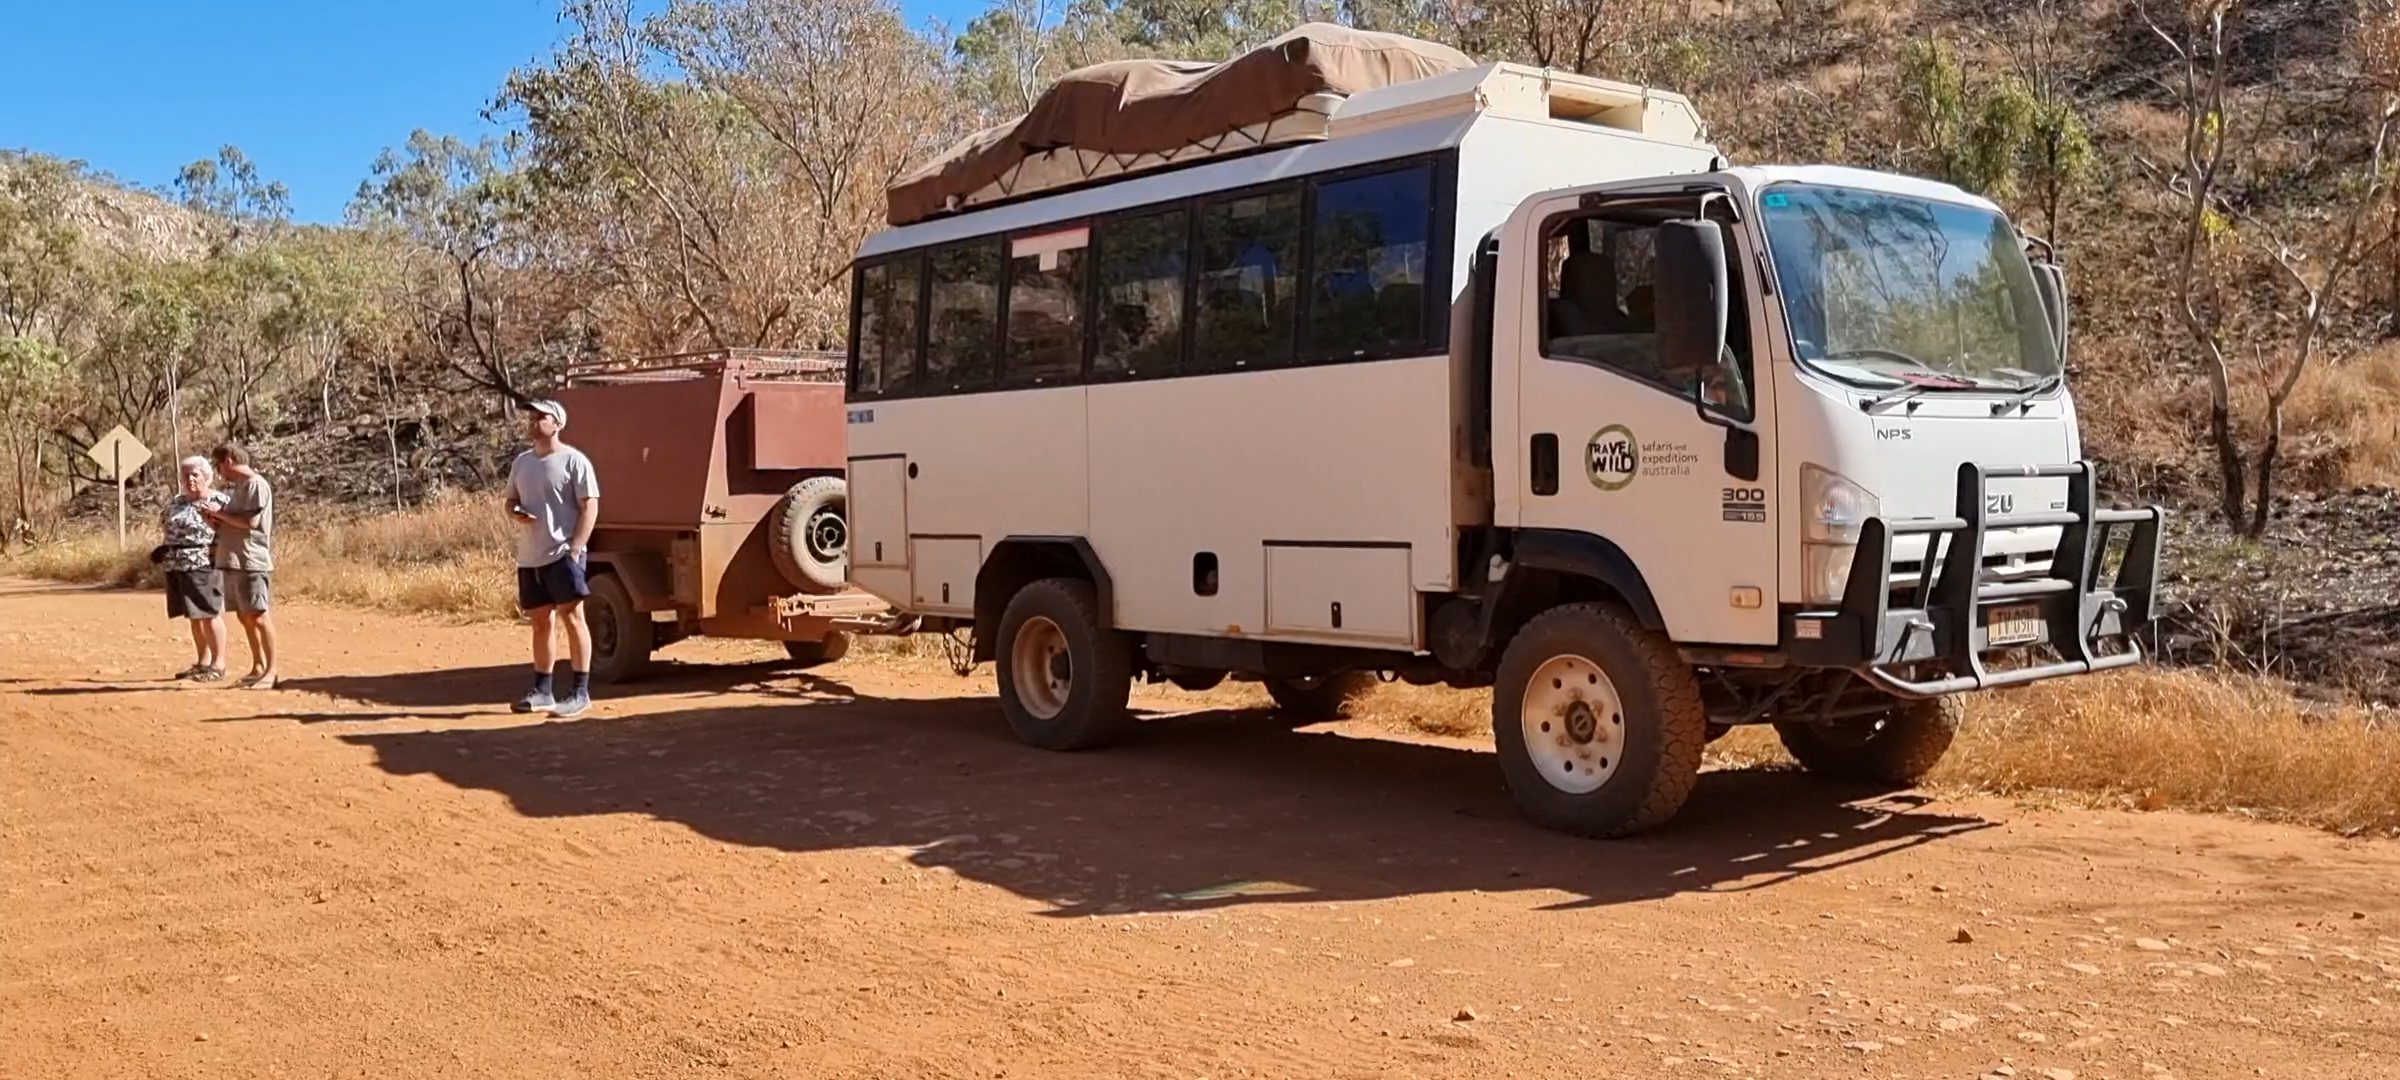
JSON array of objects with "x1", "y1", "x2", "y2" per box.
[{"x1": 885, "y1": 23, "x2": 1474, "y2": 227}]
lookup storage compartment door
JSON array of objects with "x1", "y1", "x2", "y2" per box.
[
  {"x1": 849, "y1": 456, "x2": 909, "y2": 604},
  {"x1": 909, "y1": 536, "x2": 982, "y2": 616},
  {"x1": 1263, "y1": 544, "x2": 1418, "y2": 648}
]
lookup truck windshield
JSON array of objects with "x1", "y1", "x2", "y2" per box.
[{"x1": 1760, "y1": 184, "x2": 2060, "y2": 391}]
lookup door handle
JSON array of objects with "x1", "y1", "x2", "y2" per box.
[{"x1": 1530, "y1": 433, "x2": 1559, "y2": 496}]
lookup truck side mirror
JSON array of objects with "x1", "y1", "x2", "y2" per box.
[
  {"x1": 1655, "y1": 220, "x2": 1729, "y2": 380},
  {"x1": 2032, "y1": 259, "x2": 2069, "y2": 361},
  {"x1": 1654, "y1": 219, "x2": 1758, "y2": 481}
]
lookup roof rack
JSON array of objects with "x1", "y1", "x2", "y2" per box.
[{"x1": 564, "y1": 347, "x2": 847, "y2": 386}]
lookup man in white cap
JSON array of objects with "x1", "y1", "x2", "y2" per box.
[{"x1": 505, "y1": 397, "x2": 601, "y2": 717}]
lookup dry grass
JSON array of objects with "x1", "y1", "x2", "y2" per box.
[
  {"x1": 1343, "y1": 668, "x2": 2400, "y2": 838},
  {"x1": 2089, "y1": 341, "x2": 2400, "y2": 494},
  {"x1": 2279, "y1": 344, "x2": 2400, "y2": 489},
  {"x1": 6, "y1": 494, "x2": 518, "y2": 622}
]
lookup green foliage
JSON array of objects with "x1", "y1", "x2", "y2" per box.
[
  {"x1": 1893, "y1": 35, "x2": 2093, "y2": 236},
  {"x1": 1962, "y1": 78, "x2": 2036, "y2": 199},
  {"x1": 0, "y1": 153, "x2": 87, "y2": 341},
  {"x1": 1898, "y1": 37, "x2": 1968, "y2": 164}
]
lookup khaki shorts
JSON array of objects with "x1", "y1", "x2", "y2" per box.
[{"x1": 222, "y1": 569, "x2": 272, "y2": 614}]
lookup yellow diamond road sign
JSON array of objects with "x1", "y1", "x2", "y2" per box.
[{"x1": 85, "y1": 425, "x2": 151, "y2": 482}]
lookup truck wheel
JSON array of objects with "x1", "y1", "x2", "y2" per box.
[
  {"x1": 770, "y1": 476, "x2": 848, "y2": 595},
  {"x1": 1773, "y1": 695, "x2": 1962, "y2": 784},
  {"x1": 1264, "y1": 672, "x2": 1374, "y2": 720},
  {"x1": 783, "y1": 631, "x2": 851, "y2": 670},
  {"x1": 584, "y1": 572, "x2": 654, "y2": 685},
  {"x1": 1491, "y1": 603, "x2": 1707, "y2": 838},
  {"x1": 995, "y1": 578, "x2": 1132, "y2": 751}
]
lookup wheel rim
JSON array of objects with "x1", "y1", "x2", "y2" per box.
[
  {"x1": 1520, "y1": 653, "x2": 1626, "y2": 795},
  {"x1": 806, "y1": 507, "x2": 847, "y2": 562},
  {"x1": 1010, "y1": 615, "x2": 1072, "y2": 720}
]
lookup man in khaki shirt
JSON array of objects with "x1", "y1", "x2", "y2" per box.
[{"x1": 204, "y1": 441, "x2": 279, "y2": 689}]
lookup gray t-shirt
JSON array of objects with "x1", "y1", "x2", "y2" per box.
[
  {"x1": 509, "y1": 445, "x2": 600, "y2": 568},
  {"x1": 210, "y1": 473, "x2": 274, "y2": 572}
]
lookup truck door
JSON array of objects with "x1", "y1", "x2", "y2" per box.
[{"x1": 1497, "y1": 186, "x2": 1780, "y2": 646}]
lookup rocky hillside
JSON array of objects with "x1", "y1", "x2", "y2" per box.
[{"x1": 1, "y1": 153, "x2": 207, "y2": 262}]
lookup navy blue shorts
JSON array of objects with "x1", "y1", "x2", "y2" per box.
[{"x1": 517, "y1": 554, "x2": 590, "y2": 611}]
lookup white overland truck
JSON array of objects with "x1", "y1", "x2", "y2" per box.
[{"x1": 839, "y1": 25, "x2": 2166, "y2": 837}]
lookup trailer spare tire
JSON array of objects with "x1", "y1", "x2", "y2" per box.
[{"x1": 770, "y1": 476, "x2": 848, "y2": 595}]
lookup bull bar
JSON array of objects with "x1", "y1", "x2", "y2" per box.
[{"x1": 1798, "y1": 462, "x2": 2166, "y2": 698}]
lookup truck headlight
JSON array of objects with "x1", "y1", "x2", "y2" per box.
[{"x1": 1801, "y1": 464, "x2": 1879, "y2": 605}]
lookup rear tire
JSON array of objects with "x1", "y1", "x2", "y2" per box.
[
  {"x1": 1774, "y1": 695, "x2": 1962, "y2": 784},
  {"x1": 1491, "y1": 603, "x2": 1706, "y2": 838},
  {"x1": 995, "y1": 578, "x2": 1132, "y2": 750},
  {"x1": 1264, "y1": 672, "x2": 1375, "y2": 720},
  {"x1": 584, "y1": 572, "x2": 655, "y2": 685},
  {"x1": 783, "y1": 631, "x2": 852, "y2": 670},
  {"x1": 770, "y1": 476, "x2": 848, "y2": 595}
]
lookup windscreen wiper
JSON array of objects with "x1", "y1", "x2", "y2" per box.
[
  {"x1": 1827, "y1": 348, "x2": 1970, "y2": 412},
  {"x1": 1990, "y1": 374, "x2": 2062, "y2": 415}
]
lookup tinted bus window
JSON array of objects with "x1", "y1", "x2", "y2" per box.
[
  {"x1": 1093, "y1": 209, "x2": 1188, "y2": 377},
  {"x1": 1194, "y1": 187, "x2": 1301, "y2": 370},
  {"x1": 1307, "y1": 164, "x2": 1433, "y2": 357},
  {"x1": 926, "y1": 241, "x2": 1000, "y2": 390},
  {"x1": 853, "y1": 262, "x2": 891, "y2": 394},
  {"x1": 853, "y1": 257, "x2": 924, "y2": 395},
  {"x1": 1005, "y1": 227, "x2": 1089, "y2": 384},
  {"x1": 885, "y1": 255, "x2": 922, "y2": 392}
]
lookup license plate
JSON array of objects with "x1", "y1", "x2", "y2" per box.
[{"x1": 1986, "y1": 604, "x2": 2043, "y2": 646}]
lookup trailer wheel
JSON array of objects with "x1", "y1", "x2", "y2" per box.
[
  {"x1": 1264, "y1": 672, "x2": 1375, "y2": 721},
  {"x1": 770, "y1": 476, "x2": 848, "y2": 595},
  {"x1": 1491, "y1": 602, "x2": 1706, "y2": 838},
  {"x1": 782, "y1": 631, "x2": 852, "y2": 670},
  {"x1": 584, "y1": 572, "x2": 655, "y2": 685},
  {"x1": 1773, "y1": 695, "x2": 1962, "y2": 785},
  {"x1": 995, "y1": 578, "x2": 1132, "y2": 751}
]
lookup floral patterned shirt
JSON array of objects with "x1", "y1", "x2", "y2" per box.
[{"x1": 159, "y1": 492, "x2": 228, "y2": 573}]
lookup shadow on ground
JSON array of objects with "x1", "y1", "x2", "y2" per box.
[
  {"x1": 340, "y1": 693, "x2": 1993, "y2": 917},
  {"x1": 278, "y1": 661, "x2": 864, "y2": 713}
]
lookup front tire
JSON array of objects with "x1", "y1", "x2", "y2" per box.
[
  {"x1": 995, "y1": 578, "x2": 1133, "y2": 751},
  {"x1": 1773, "y1": 695, "x2": 1962, "y2": 784},
  {"x1": 1491, "y1": 603, "x2": 1706, "y2": 838},
  {"x1": 584, "y1": 572, "x2": 655, "y2": 685}
]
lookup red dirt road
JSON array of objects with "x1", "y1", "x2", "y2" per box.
[{"x1": 4, "y1": 577, "x2": 2397, "y2": 1079}]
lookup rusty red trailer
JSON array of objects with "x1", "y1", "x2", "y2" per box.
[{"x1": 552, "y1": 348, "x2": 892, "y2": 682}]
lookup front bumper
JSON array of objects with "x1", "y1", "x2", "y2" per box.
[{"x1": 1783, "y1": 462, "x2": 2166, "y2": 697}]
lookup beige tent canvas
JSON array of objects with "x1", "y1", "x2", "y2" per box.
[{"x1": 886, "y1": 23, "x2": 1474, "y2": 226}]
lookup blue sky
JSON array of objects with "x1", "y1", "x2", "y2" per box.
[{"x1": 1, "y1": 0, "x2": 985, "y2": 224}]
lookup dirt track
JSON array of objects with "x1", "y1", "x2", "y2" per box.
[{"x1": 4, "y1": 577, "x2": 2398, "y2": 1079}]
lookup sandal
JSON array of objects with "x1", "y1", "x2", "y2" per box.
[
  {"x1": 173, "y1": 664, "x2": 206, "y2": 681},
  {"x1": 191, "y1": 667, "x2": 226, "y2": 684},
  {"x1": 241, "y1": 673, "x2": 280, "y2": 691}
]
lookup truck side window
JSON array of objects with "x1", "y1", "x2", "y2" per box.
[
  {"x1": 1093, "y1": 208, "x2": 1188, "y2": 377},
  {"x1": 853, "y1": 256, "x2": 922, "y2": 396},
  {"x1": 886, "y1": 255, "x2": 922, "y2": 393},
  {"x1": 1306, "y1": 163, "x2": 1433, "y2": 358},
  {"x1": 927, "y1": 240, "x2": 1000, "y2": 392},
  {"x1": 1005, "y1": 227, "x2": 1089, "y2": 385},
  {"x1": 1193, "y1": 186, "x2": 1302, "y2": 371},
  {"x1": 1542, "y1": 213, "x2": 1754, "y2": 419},
  {"x1": 853, "y1": 262, "x2": 890, "y2": 395}
]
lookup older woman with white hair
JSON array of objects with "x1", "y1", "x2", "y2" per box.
[{"x1": 157, "y1": 455, "x2": 230, "y2": 682}]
